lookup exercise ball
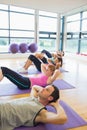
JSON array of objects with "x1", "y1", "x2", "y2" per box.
[
  {"x1": 9, "y1": 43, "x2": 19, "y2": 53},
  {"x1": 28, "y1": 43, "x2": 38, "y2": 53},
  {"x1": 19, "y1": 43, "x2": 28, "y2": 53}
]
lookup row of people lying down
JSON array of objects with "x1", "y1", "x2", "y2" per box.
[
  {"x1": 0, "y1": 49, "x2": 64, "y2": 91},
  {"x1": 0, "y1": 49, "x2": 67, "y2": 129},
  {"x1": 0, "y1": 66, "x2": 67, "y2": 130},
  {"x1": 18, "y1": 49, "x2": 64, "y2": 74}
]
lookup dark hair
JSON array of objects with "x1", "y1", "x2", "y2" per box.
[
  {"x1": 57, "y1": 57, "x2": 63, "y2": 67},
  {"x1": 49, "y1": 85, "x2": 60, "y2": 103}
]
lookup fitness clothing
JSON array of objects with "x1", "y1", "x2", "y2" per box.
[
  {"x1": 1, "y1": 67, "x2": 48, "y2": 89},
  {"x1": 30, "y1": 73, "x2": 48, "y2": 87},
  {"x1": 28, "y1": 55, "x2": 47, "y2": 72},
  {"x1": 41, "y1": 49, "x2": 52, "y2": 58},
  {"x1": 0, "y1": 97, "x2": 45, "y2": 130}
]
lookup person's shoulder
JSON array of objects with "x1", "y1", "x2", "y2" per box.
[{"x1": 38, "y1": 108, "x2": 47, "y2": 116}]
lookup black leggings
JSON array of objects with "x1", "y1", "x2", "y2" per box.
[
  {"x1": 28, "y1": 55, "x2": 42, "y2": 72},
  {"x1": 41, "y1": 49, "x2": 52, "y2": 58},
  {"x1": 1, "y1": 67, "x2": 31, "y2": 90}
]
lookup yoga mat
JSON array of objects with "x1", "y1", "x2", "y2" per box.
[
  {"x1": 59, "y1": 67, "x2": 69, "y2": 73},
  {"x1": 0, "y1": 83, "x2": 30, "y2": 96},
  {"x1": 28, "y1": 66, "x2": 41, "y2": 74},
  {"x1": 18, "y1": 66, "x2": 40, "y2": 75},
  {"x1": 53, "y1": 79, "x2": 75, "y2": 90},
  {"x1": 0, "y1": 79, "x2": 75, "y2": 96},
  {"x1": 15, "y1": 100, "x2": 87, "y2": 130}
]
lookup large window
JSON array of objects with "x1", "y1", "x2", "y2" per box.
[
  {"x1": 80, "y1": 11, "x2": 87, "y2": 54},
  {"x1": 1, "y1": 4, "x2": 87, "y2": 54},
  {"x1": 66, "y1": 11, "x2": 87, "y2": 54},
  {"x1": 0, "y1": 4, "x2": 35, "y2": 53},
  {"x1": 0, "y1": 4, "x2": 60, "y2": 53},
  {"x1": 38, "y1": 11, "x2": 57, "y2": 51}
]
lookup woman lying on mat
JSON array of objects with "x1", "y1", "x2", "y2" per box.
[
  {"x1": 0, "y1": 63, "x2": 60, "y2": 89},
  {"x1": 18, "y1": 53, "x2": 62, "y2": 74},
  {"x1": 0, "y1": 84, "x2": 67, "y2": 130},
  {"x1": 36, "y1": 49, "x2": 63, "y2": 66},
  {"x1": 41, "y1": 49, "x2": 64, "y2": 58}
]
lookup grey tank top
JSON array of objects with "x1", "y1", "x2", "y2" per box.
[{"x1": 0, "y1": 97, "x2": 45, "y2": 130}]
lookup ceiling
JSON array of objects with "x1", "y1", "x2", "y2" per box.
[{"x1": 0, "y1": 0, "x2": 87, "y2": 15}]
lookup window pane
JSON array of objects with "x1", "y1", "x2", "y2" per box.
[
  {"x1": 0, "y1": 11, "x2": 8, "y2": 28},
  {"x1": 83, "y1": 11, "x2": 87, "y2": 18},
  {"x1": 10, "y1": 5, "x2": 35, "y2": 14},
  {"x1": 65, "y1": 39, "x2": 78, "y2": 53},
  {"x1": 10, "y1": 30, "x2": 34, "y2": 37},
  {"x1": 38, "y1": 39, "x2": 56, "y2": 51},
  {"x1": 82, "y1": 20, "x2": 87, "y2": 31},
  {"x1": 0, "y1": 4, "x2": 8, "y2": 10},
  {"x1": 67, "y1": 21, "x2": 80, "y2": 32},
  {"x1": 39, "y1": 16, "x2": 57, "y2": 32},
  {"x1": 10, "y1": 38, "x2": 34, "y2": 45},
  {"x1": 0, "y1": 30, "x2": 9, "y2": 36},
  {"x1": 39, "y1": 11, "x2": 57, "y2": 51},
  {"x1": 0, "y1": 38, "x2": 9, "y2": 53},
  {"x1": 10, "y1": 12, "x2": 34, "y2": 30},
  {"x1": 67, "y1": 13, "x2": 80, "y2": 21},
  {"x1": 80, "y1": 40, "x2": 87, "y2": 54}
]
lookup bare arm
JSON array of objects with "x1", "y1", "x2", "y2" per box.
[
  {"x1": 30, "y1": 85, "x2": 43, "y2": 98},
  {"x1": 41, "y1": 63, "x2": 47, "y2": 74},
  {"x1": 35, "y1": 101, "x2": 67, "y2": 124},
  {"x1": 47, "y1": 69, "x2": 60, "y2": 84},
  {"x1": 55, "y1": 63, "x2": 61, "y2": 69}
]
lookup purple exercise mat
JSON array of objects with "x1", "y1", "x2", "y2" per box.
[
  {"x1": 59, "y1": 67, "x2": 69, "y2": 73},
  {"x1": 0, "y1": 79, "x2": 75, "y2": 96},
  {"x1": 15, "y1": 100, "x2": 87, "y2": 130},
  {"x1": 0, "y1": 83, "x2": 30, "y2": 96},
  {"x1": 53, "y1": 79, "x2": 75, "y2": 90}
]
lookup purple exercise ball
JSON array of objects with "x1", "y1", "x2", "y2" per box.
[
  {"x1": 28, "y1": 43, "x2": 38, "y2": 53},
  {"x1": 9, "y1": 43, "x2": 19, "y2": 53},
  {"x1": 19, "y1": 43, "x2": 28, "y2": 53}
]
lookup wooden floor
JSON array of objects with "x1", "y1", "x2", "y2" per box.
[{"x1": 0, "y1": 54, "x2": 87, "y2": 130}]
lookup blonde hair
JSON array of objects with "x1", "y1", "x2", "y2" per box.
[{"x1": 48, "y1": 64, "x2": 55, "y2": 72}]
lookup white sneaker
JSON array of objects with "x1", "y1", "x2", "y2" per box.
[{"x1": 18, "y1": 67, "x2": 28, "y2": 74}]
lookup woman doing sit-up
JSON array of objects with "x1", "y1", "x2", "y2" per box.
[
  {"x1": 0, "y1": 63, "x2": 60, "y2": 90},
  {"x1": 18, "y1": 54, "x2": 62, "y2": 74}
]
